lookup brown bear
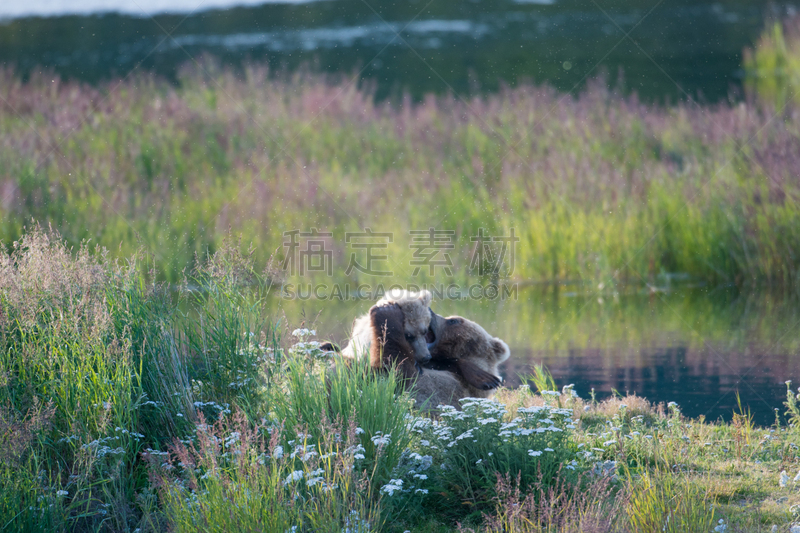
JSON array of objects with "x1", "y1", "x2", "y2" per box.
[
  {"x1": 362, "y1": 305, "x2": 510, "y2": 409},
  {"x1": 368, "y1": 302, "x2": 426, "y2": 382},
  {"x1": 419, "y1": 312, "x2": 510, "y2": 404},
  {"x1": 340, "y1": 289, "x2": 434, "y2": 367}
]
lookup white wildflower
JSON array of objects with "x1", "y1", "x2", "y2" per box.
[
  {"x1": 306, "y1": 476, "x2": 324, "y2": 487},
  {"x1": 371, "y1": 433, "x2": 391, "y2": 447},
  {"x1": 284, "y1": 470, "x2": 304, "y2": 485},
  {"x1": 224, "y1": 432, "x2": 241, "y2": 446},
  {"x1": 380, "y1": 479, "x2": 403, "y2": 496},
  {"x1": 301, "y1": 451, "x2": 317, "y2": 462}
]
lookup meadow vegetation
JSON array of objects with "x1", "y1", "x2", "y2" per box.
[
  {"x1": 4, "y1": 15, "x2": 800, "y2": 533},
  {"x1": 745, "y1": 13, "x2": 800, "y2": 113},
  {"x1": 4, "y1": 227, "x2": 800, "y2": 532},
  {"x1": 1, "y1": 15, "x2": 800, "y2": 288}
]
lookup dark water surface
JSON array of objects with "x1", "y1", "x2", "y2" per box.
[
  {"x1": 0, "y1": 0, "x2": 794, "y2": 101},
  {"x1": 275, "y1": 285, "x2": 800, "y2": 426}
]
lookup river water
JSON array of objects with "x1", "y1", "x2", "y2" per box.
[
  {"x1": 275, "y1": 285, "x2": 800, "y2": 426},
  {"x1": 0, "y1": 0, "x2": 795, "y2": 101}
]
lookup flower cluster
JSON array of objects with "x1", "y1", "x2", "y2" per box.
[
  {"x1": 287, "y1": 329, "x2": 332, "y2": 362},
  {"x1": 382, "y1": 395, "x2": 582, "y2": 515}
]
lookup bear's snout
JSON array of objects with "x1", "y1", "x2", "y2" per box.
[{"x1": 415, "y1": 342, "x2": 432, "y2": 365}]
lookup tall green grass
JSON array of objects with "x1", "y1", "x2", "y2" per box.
[
  {"x1": 2, "y1": 223, "x2": 800, "y2": 531},
  {"x1": 745, "y1": 14, "x2": 800, "y2": 112},
  {"x1": 625, "y1": 471, "x2": 717, "y2": 533},
  {"x1": 2, "y1": 44, "x2": 800, "y2": 288},
  {"x1": 155, "y1": 411, "x2": 380, "y2": 533},
  {"x1": 0, "y1": 227, "x2": 419, "y2": 531}
]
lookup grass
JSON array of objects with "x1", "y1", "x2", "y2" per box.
[
  {"x1": 3, "y1": 227, "x2": 800, "y2": 532},
  {"x1": 4, "y1": 14, "x2": 800, "y2": 533},
  {"x1": 2, "y1": 19, "x2": 800, "y2": 288},
  {"x1": 744, "y1": 13, "x2": 800, "y2": 112}
]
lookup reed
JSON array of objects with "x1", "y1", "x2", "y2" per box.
[{"x1": 1, "y1": 45, "x2": 800, "y2": 288}]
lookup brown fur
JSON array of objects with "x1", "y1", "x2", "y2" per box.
[
  {"x1": 421, "y1": 313, "x2": 511, "y2": 404},
  {"x1": 341, "y1": 290, "x2": 434, "y2": 365},
  {"x1": 367, "y1": 308, "x2": 511, "y2": 410},
  {"x1": 335, "y1": 302, "x2": 511, "y2": 411},
  {"x1": 363, "y1": 305, "x2": 482, "y2": 409},
  {"x1": 412, "y1": 368, "x2": 471, "y2": 410},
  {"x1": 368, "y1": 303, "x2": 421, "y2": 383}
]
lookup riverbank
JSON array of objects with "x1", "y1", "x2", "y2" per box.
[
  {"x1": 2, "y1": 228, "x2": 799, "y2": 532},
  {"x1": 2, "y1": 56, "x2": 800, "y2": 288}
]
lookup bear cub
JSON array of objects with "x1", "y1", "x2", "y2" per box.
[
  {"x1": 341, "y1": 289, "x2": 434, "y2": 367},
  {"x1": 425, "y1": 312, "x2": 510, "y2": 395}
]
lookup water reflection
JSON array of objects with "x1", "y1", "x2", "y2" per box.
[
  {"x1": 170, "y1": 19, "x2": 491, "y2": 52},
  {"x1": 274, "y1": 286, "x2": 800, "y2": 426},
  {"x1": 0, "y1": 0, "x2": 329, "y2": 20},
  {"x1": 0, "y1": 1, "x2": 792, "y2": 101}
]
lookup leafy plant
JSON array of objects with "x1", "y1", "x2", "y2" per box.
[
  {"x1": 525, "y1": 364, "x2": 558, "y2": 394},
  {"x1": 410, "y1": 397, "x2": 579, "y2": 521}
]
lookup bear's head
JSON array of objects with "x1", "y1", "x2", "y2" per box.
[
  {"x1": 368, "y1": 302, "x2": 419, "y2": 380},
  {"x1": 427, "y1": 312, "x2": 510, "y2": 377},
  {"x1": 376, "y1": 289, "x2": 435, "y2": 365}
]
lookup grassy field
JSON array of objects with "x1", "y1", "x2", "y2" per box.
[
  {"x1": 1, "y1": 16, "x2": 800, "y2": 288},
  {"x1": 3, "y1": 227, "x2": 800, "y2": 532},
  {"x1": 3, "y1": 15, "x2": 800, "y2": 533}
]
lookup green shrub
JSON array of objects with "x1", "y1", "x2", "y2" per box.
[
  {"x1": 271, "y1": 341, "x2": 415, "y2": 494},
  {"x1": 744, "y1": 15, "x2": 800, "y2": 112},
  {"x1": 405, "y1": 397, "x2": 580, "y2": 522}
]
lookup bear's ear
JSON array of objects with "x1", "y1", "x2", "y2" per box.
[
  {"x1": 491, "y1": 338, "x2": 510, "y2": 363},
  {"x1": 370, "y1": 303, "x2": 404, "y2": 333},
  {"x1": 417, "y1": 290, "x2": 432, "y2": 307}
]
